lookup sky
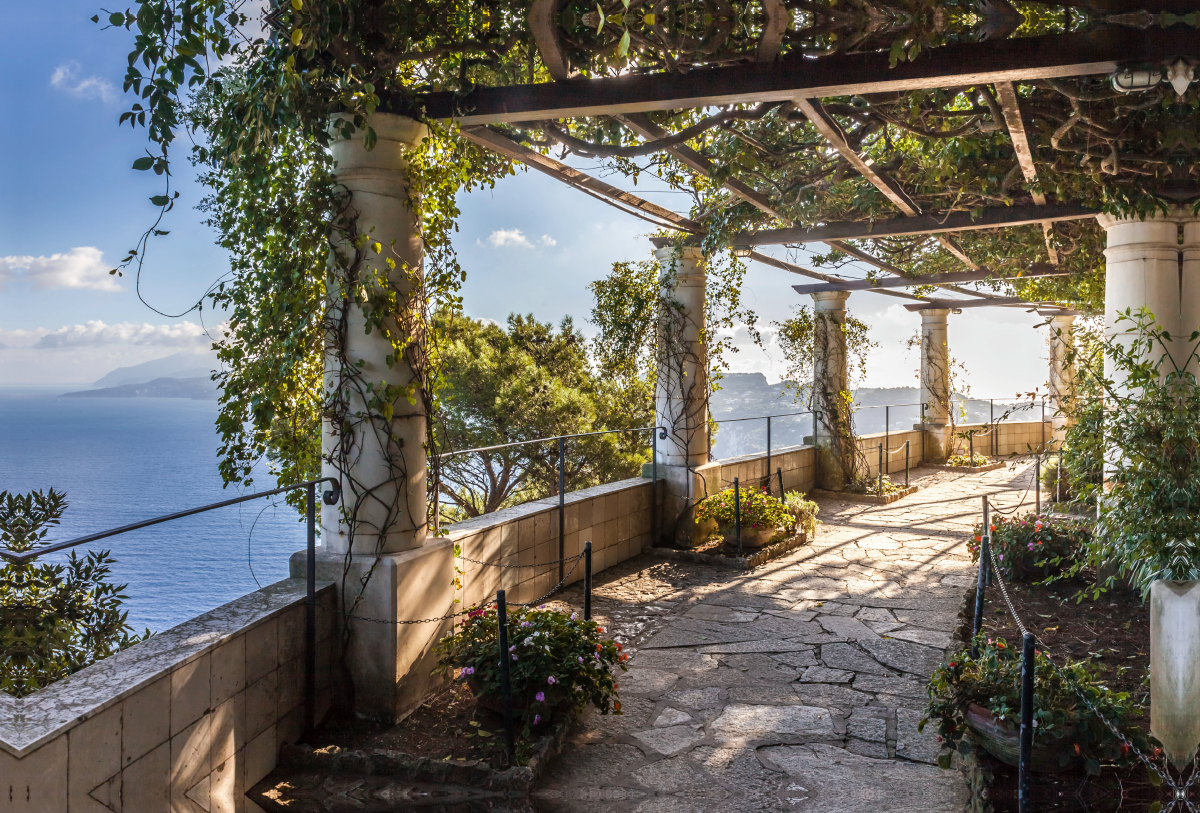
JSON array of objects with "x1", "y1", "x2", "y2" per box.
[{"x1": 0, "y1": 2, "x2": 1052, "y2": 397}]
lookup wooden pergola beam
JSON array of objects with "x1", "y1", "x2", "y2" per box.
[
  {"x1": 792, "y1": 264, "x2": 1065, "y2": 295},
  {"x1": 731, "y1": 203, "x2": 1096, "y2": 246},
  {"x1": 458, "y1": 125, "x2": 702, "y2": 233},
  {"x1": 994, "y1": 81, "x2": 1059, "y2": 264},
  {"x1": 399, "y1": 28, "x2": 1190, "y2": 124},
  {"x1": 749, "y1": 251, "x2": 924, "y2": 301},
  {"x1": 904, "y1": 296, "x2": 1046, "y2": 311}
]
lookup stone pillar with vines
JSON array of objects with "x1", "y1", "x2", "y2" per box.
[
  {"x1": 1047, "y1": 312, "x2": 1077, "y2": 447},
  {"x1": 919, "y1": 308, "x2": 953, "y2": 462},
  {"x1": 319, "y1": 113, "x2": 454, "y2": 722},
  {"x1": 811, "y1": 291, "x2": 856, "y2": 490},
  {"x1": 653, "y1": 245, "x2": 714, "y2": 546}
]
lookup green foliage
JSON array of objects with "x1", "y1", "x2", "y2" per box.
[
  {"x1": 783, "y1": 491, "x2": 820, "y2": 538},
  {"x1": 774, "y1": 305, "x2": 877, "y2": 397},
  {"x1": 921, "y1": 638, "x2": 1143, "y2": 774},
  {"x1": 435, "y1": 312, "x2": 652, "y2": 519},
  {"x1": 947, "y1": 452, "x2": 990, "y2": 467},
  {"x1": 968, "y1": 513, "x2": 1087, "y2": 582},
  {"x1": 694, "y1": 486, "x2": 791, "y2": 532},
  {"x1": 434, "y1": 604, "x2": 626, "y2": 739},
  {"x1": 0, "y1": 491, "x2": 149, "y2": 698},
  {"x1": 1066, "y1": 310, "x2": 1200, "y2": 593}
]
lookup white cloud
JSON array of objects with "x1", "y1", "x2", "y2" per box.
[
  {"x1": 485, "y1": 228, "x2": 535, "y2": 249},
  {"x1": 0, "y1": 321, "x2": 213, "y2": 351},
  {"x1": 50, "y1": 62, "x2": 116, "y2": 103},
  {"x1": 539, "y1": 234, "x2": 557, "y2": 247},
  {"x1": 0, "y1": 247, "x2": 122, "y2": 292}
]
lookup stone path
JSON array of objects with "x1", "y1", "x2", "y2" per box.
[{"x1": 537, "y1": 461, "x2": 1040, "y2": 813}]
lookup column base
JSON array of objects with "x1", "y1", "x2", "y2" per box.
[
  {"x1": 917, "y1": 423, "x2": 952, "y2": 463},
  {"x1": 660, "y1": 462, "x2": 721, "y2": 548},
  {"x1": 290, "y1": 539, "x2": 454, "y2": 723}
]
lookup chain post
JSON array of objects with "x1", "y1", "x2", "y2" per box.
[
  {"x1": 991, "y1": 398, "x2": 996, "y2": 456},
  {"x1": 885, "y1": 406, "x2": 890, "y2": 474},
  {"x1": 969, "y1": 433, "x2": 974, "y2": 466},
  {"x1": 777, "y1": 467, "x2": 784, "y2": 499},
  {"x1": 766, "y1": 416, "x2": 772, "y2": 493},
  {"x1": 1057, "y1": 446, "x2": 1063, "y2": 505},
  {"x1": 1019, "y1": 632, "x2": 1035, "y2": 813},
  {"x1": 905, "y1": 441, "x2": 910, "y2": 488},
  {"x1": 1036, "y1": 455, "x2": 1042, "y2": 516},
  {"x1": 304, "y1": 482, "x2": 316, "y2": 737},
  {"x1": 496, "y1": 590, "x2": 516, "y2": 766},
  {"x1": 972, "y1": 534, "x2": 988, "y2": 658},
  {"x1": 584, "y1": 541, "x2": 592, "y2": 620},
  {"x1": 877, "y1": 443, "x2": 883, "y2": 495},
  {"x1": 651, "y1": 428, "x2": 658, "y2": 547},
  {"x1": 734, "y1": 477, "x2": 742, "y2": 556}
]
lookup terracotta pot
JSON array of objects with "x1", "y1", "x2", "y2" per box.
[
  {"x1": 720, "y1": 525, "x2": 785, "y2": 549},
  {"x1": 965, "y1": 702, "x2": 1080, "y2": 773}
]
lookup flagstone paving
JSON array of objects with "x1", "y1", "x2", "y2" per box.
[{"x1": 538, "y1": 461, "x2": 1040, "y2": 812}]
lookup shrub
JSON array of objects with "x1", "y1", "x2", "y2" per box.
[
  {"x1": 433, "y1": 604, "x2": 626, "y2": 739},
  {"x1": 783, "y1": 491, "x2": 820, "y2": 538},
  {"x1": 921, "y1": 637, "x2": 1143, "y2": 774},
  {"x1": 968, "y1": 513, "x2": 1087, "y2": 582},
  {"x1": 947, "y1": 452, "x2": 990, "y2": 467},
  {"x1": 847, "y1": 476, "x2": 904, "y2": 496},
  {"x1": 0, "y1": 490, "x2": 150, "y2": 698},
  {"x1": 694, "y1": 486, "x2": 791, "y2": 532}
]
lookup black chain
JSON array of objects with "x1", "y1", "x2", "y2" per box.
[{"x1": 458, "y1": 553, "x2": 580, "y2": 569}]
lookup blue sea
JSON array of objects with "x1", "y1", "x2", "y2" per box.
[{"x1": 0, "y1": 387, "x2": 305, "y2": 633}]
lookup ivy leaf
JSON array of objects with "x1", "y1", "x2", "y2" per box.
[
  {"x1": 109, "y1": 12, "x2": 124, "y2": 26},
  {"x1": 617, "y1": 30, "x2": 631, "y2": 57},
  {"x1": 149, "y1": 194, "x2": 170, "y2": 206},
  {"x1": 290, "y1": 28, "x2": 304, "y2": 46},
  {"x1": 132, "y1": 157, "x2": 154, "y2": 171},
  {"x1": 291, "y1": 0, "x2": 303, "y2": 7}
]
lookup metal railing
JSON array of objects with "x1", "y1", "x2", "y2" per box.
[{"x1": 0, "y1": 477, "x2": 343, "y2": 738}]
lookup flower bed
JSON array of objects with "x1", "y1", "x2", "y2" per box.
[
  {"x1": 968, "y1": 513, "x2": 1089, "y2": 582},
  {"x1": 695, "y1": 486, "x2": 792, "y2": 546},
  {"x1": 434, "y1": 604, "x2": 626, "y2": 740},
  {"x1": 946, "y1": 452, "x2": 991, "y2": 467}
]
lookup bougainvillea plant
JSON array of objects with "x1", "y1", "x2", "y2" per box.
[
  {"x1": 921, "y1": 637, "x2": 1143, "y2": 775},
  {"x1": 695, "y1": 486, "x2": 792, "y2": 532},
  {"x1": 433, "y1": 604, "x2": 626, "y2": 739},
  {"x1": 968, "y1": 513, "x2": 1087, "y2": 582}
]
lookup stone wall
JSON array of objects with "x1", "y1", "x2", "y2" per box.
[
  {"x1": 448, "y1": 477, "x2": 659, "y2": 608},
  {"x1": 953, "y1": 420, "x2": 1054, "y2": 458},
  {"x1": 856, "y1": 429, "x2": 924, "y2": 480},
  {"x1": 0, "y1": 579, "x2": 334, "y2": 813},
  {"x1": 708, "y1": 444, "x2": 817, "y2": 496}
]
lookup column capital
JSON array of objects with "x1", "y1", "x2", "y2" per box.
[
  {"x1": 653, "y1": 244, "x2": 705, "y2": 264},
  {"x1": 919, "y1": 307, "x2": 951, "y2": 325},
  {"x1": 810, "y1": 290, "x2": 850, "y2": 310},
  {"x1": 1049, "y1": 313, "x2": 1077, "y2": 330}
]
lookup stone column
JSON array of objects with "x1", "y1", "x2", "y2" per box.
[
  {"x1": 918, "y1": 308, "x2": 952, "y2": 462},
  {"x1": 294, "y1": 113, "x2": 453, "y2": 722},
  {"x1": 653, "y1": 245, "x2": 717, "y2": 545},
  {"x1": 1098, "y1": 211, "x2": 1183, "y2": 380},
  {"x1": 1047, "y1": 313, "x2": 1077, "y2": 445},
  {"x1": 1183, "y1": 219, "x2": 1200, "y2": 378},
  {"x1": 810, "y1": 291, "x2": 852, "y2": 489}
]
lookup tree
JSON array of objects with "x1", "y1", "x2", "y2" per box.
[
  {"x1": 0, "y1": 490, "x2": 149, "y2": 697},
  {"x1": 435, "y1": 312, "x2": 652, "y2": 520}
]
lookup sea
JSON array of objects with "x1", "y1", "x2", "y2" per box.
[{"x1": 0, "y1": 386, "x2": 305, "y2": 633}]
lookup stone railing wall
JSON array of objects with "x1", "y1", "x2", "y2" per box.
[
  {"x1": 952, "y1": 420, "x2": 1054, "y2": 458},
  {"x1": 855, "y1": 429, "x2": 925, "y2": 480},
  {"x1": 0, "y1": 579, "x2": 334, "y2": 813}
]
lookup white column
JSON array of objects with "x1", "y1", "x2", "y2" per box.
[
  {"x1": 1098, "y1": 211, "x2": 1183, "y2": 379},
  {"x1": 919, "y1": 308, "x2": 952, "y2": 461},
  {"x1": 322, "y1": 114, "x2": 429, "y2": 555},
  {"x1": 811, "y1": 291, "x2": 852, "y2": 489},
  {"x1": 654, "y1": 246, "x2": 709, "y2": 468},
  {"x1": 1047, "y1": 313, "x2": 1076, "y2": 445},
  {"x1": 298, "y1": 113, "x2": 452, "y2": 723}
]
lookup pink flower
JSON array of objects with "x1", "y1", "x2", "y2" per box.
[
  {"x1": 547, "y1": 676, "x2": 556, "y2": 685},
  {"x1": 536, "y1": 691, "x2": 545, "y2": 702},
  {"x1": 533, "y1": 714, "x2": 541, "y2": 725},
  {"x1": 460, "y1": 666, "x2": 475, "y2": 677}
]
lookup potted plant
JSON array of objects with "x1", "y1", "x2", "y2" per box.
[
  {"x1": 968, "y1": 513, "x2": 1087, "y2": 583},
  {"x1": 783, "y1": 491, "x2": 820, "y2": 542},
  {"x1": 433, "y1": 604, "x2": 626, "y2": 739},
  {"x1": 921, "y1": 637, "x2": 1142, "y2": 774},
  {"x1": 694, "y1": 486, "x2": 792, "y2": 549}
]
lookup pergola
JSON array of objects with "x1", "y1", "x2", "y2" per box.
[{"x1": 291, "y1": 0, "x2": 1200, "y2": 717}]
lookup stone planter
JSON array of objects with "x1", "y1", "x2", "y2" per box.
[
  {"x1": 1150, "y1": 579, "x2": 1200, "y2": 769},
  {"x1": 719, "y1": 524, "x2": 786, "y2": 549},
  {"x1": 965, "y1": 703, "x2": 1079, "y2": 773}
]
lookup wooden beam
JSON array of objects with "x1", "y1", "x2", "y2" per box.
[
  {"x1": 458, "y1": 126, "x2": 702, "y2": 233},
  {"x1": 904, "y1": 297, "x2": 1042, "y2": 311},
  {"x1": 398, "y1": 28, "x2": 1189, "y2": 124},
  {"x1": 749, "y1": 251, "x2": 924, "y2": 302},
  {"x1": 731, "y1": 203, "x2": 1097, "y2": 246},
  {"x1": 994, "y1": 81, "x2": 1059, "y2": 264},
  {"x1": 792, "y1": 265, "x2": 1066, "y2": 295}
]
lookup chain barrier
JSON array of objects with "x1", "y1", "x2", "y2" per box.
[
  {"x1": 321, "y1": 552, "x2": 587, "y2": 625},
  {"x1": 982, "y1": 541, "x2": 1186, "y2": 792},
  {"x1": 458, "y1": 553, "x2": 579, "y2": 569}
]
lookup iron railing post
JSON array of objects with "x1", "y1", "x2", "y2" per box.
[
  {"x1": 877, "y1": 443, "x2": 883, "y2": 494},
  {"x1": 734, "y1": 477, "x2": 742, "y2": 556},
  {"x1": 777, "y1": 467, "x2": 784, "y2": 498},
  {"x1": 304, "y1": 482, "x2": 316, "y2": 737},
  {"x1": 969, "y1": 434, "x2": 974, "y2": 466},
  {"x1": 584, "y1": 541, "x2": 592, "y2": 620},
  {"x1": 972, "y1": 533, "x2": 988, "y2": 659},
  {"x1": 884, "y1": 406, "x2": 890, "y2": 474},
  {"x1": 558, "y1": 437, "x2": 566, "y2": 585},
  {"x1": 1019, "y1": 632, "x2": 1035, "y2": 813},
  {"x1": 1057, "y1": 446, "x2": 1063, "y2": 504},
  {"x1": 766, "y1": 416, "x2": 772, "y2": 493},
  {"x1": 905, "y1": 441, "x2": 910, "y2": 488},
  {"x1": 984, "y1": 495, "x2": 992, "y2": 586},
  {"x1": 651, "y1": 428, "x2": 658, "y2": 546},
  {"x1": 990, "y1": 398, "x2": 996, "y2": 456},
  {"x1": 1036, "y1": 454, "x2": 1042, "y2": 516},
  {"x1": 497, "y1": 590, "x2": 516, "y2": 766}
]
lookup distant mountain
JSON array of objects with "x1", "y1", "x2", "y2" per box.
[
  {"x1": 91, "y1": 352, "x2": 215, "y2": 388},
  {"x1": 61, "y1": 377, "x2": 218, "y2": 400}
]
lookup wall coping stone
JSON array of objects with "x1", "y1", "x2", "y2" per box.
[
  {"x1": 443, "y1": 476, "x2": 650, "y2": 540},
  {"x1": 711, "y1": 444, "x2": 812, "y2": 468},
  {"x1": 0, "y1": 577, "x2": 332, "y2": 758}
]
